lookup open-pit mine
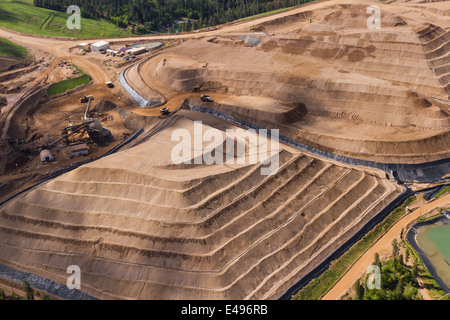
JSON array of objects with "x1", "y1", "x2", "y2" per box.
[{"x1": 0, "y1": 0, "x2": 449, "y2": 300}]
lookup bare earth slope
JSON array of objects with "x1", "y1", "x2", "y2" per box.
[
  {"x1": 0, "y1": 0, "x2": 448, "y2": 300},
  {"x1": 127, "y1": 2, "x2": 450, "y2": 164},
  {"x1": 0, "y1": 111, "x2": 402, "y2": 299}
]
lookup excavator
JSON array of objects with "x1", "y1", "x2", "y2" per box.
[{"x1": 79, "y1": 95, "x2": 94, "y2": 103}]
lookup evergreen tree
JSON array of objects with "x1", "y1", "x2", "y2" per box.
[
  {"x1": 392, "y1": 239, "x2": 399, "y2": 259},
  {"x1": 354, "y1": 279, "x2": 364, "y2": 300},
  {"x1": 23, "y1": 280, "x2": 34, "y2": 300},
  {"x1": 373, "y1": 252, "x2": 382, "y2": 269},
  {"x1": 412, "y1": 259, "x2": 418, "y2": 278},
  {"x1": 33, "y1": 0, "x2": 314, "y2": 33}
]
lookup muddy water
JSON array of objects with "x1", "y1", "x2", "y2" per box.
[{"x1": 417, "y1": 222, "x2": 450, "y2": 289}]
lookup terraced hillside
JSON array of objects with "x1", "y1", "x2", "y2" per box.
[
  {"x1": 0, "y1": 0, "x2": 448, "y2": 301},
  {"x1": 127, "y1": 4, "x2": 450, "y2": 164},
  {"x1": 0, "y1": 112, "x2": 402, "y2": 299},
  {"x1": 416, "y1": 23, "x2": 450, "y2": 96}
]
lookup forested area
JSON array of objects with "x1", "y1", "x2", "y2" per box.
[
  {"x1": 351, "y1": 240, "x2": 422, "y2": 300},
  {"x1": 33, "y1": 0, "x2": 314, "y2": 33}
]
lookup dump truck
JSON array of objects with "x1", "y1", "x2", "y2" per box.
[
  {"x1": 201, "y1": 95, "x2": 213, "y2": 102},
  {"x1": 160, "y1": 108, "x2": 170, "y2": 116}
]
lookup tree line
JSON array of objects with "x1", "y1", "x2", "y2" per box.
[
  {"x1": 352, "y1": 239, "x2": 422, "y2": 300},
  {"x1": 34, "y1": 0, "x2": 315, "y2": 33}
]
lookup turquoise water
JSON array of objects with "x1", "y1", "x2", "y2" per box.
[{"x1": 417, "y1": 223, "x2": 450, "y2": 288}]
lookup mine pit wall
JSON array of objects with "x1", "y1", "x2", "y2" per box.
[
  {"x1": 149, "y1": 63, "x2": 450, "y2": 162},
  {"x1": 156, "y1": 62, "x2": 449, "y2": 130},
  {"x1": 407, "y1": 215, "x2": 450, "y2": 294},
  {"x1": 185, "y1": 102, "x2": 450, "y2": 185},
  {"x1": 3, "y1": 87, "x2": 48, "y2": 140},
  {"x1": 187, "y1": 99, "x2": 450, "y2": 164}
]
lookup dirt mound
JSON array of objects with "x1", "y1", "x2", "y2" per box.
[{"x1": 93, "y1": 100, "x2": 117, "y2": 113}]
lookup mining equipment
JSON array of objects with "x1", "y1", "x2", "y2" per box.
[
  {"x1": 201, "y1": 95, "x2": 213, "y2": 102},
  {"x1": 80, "y1": 95, "x2": 94, "y2": 103},
  {"x1": 160, "y1": 108, "x2": 171, "y2": 116},
  {"x1": 48, "y1": 95, "x2": 112, "y2": 147}
]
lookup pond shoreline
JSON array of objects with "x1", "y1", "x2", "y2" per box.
[{"x1": 407, "y1": 213, "x2": 450, "y2": 294}]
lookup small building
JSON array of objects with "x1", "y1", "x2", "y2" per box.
[
  {"x1": 106, "y1": 49, "x2": 117, "y2": 56},
  {"x1": 91, "y1": 41, "x2": 110, "y2": 53},
  {"x1": 127, "y1": 47, "x2": 147, "y2": 56},
  {"x1": 40, "y1": 150, "x2": 54, "y2": 162},
  {"x1": 69, "y1": 143, "x2": 91, "y2": 158},
  {"x1": 78, "y1": 43, "x2": 90, "y2": 52}
]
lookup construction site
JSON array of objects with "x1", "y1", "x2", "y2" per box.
[{"x1": 0, "y1": 0, "x2": 449, "y2": 300}]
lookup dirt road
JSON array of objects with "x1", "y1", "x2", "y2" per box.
[
  {"x1": 0, "y1": 0, "x2": 369, "y2": 56},
  {"x1": 322, "y1": 193, "x2": 450, "y2": 300}
]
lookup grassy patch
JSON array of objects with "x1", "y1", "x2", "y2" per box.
[
  {"x1": 0, "y1": 37, "x2": 29, "y2": 58},
  {"x1": 292, "y1": 195, "x2": 416, "y2": 300},
  {"x1": 434, "y1": 186, "x2": 450, "y2": 199},
  {"x1": 48, "y1": 65, "x2": 91, "y2": 96},
  {"x1": 0, "y1": 0, "x2": 132, "y2": 38}
]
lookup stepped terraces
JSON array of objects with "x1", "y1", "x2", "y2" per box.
[
  {"x1": 0, "y1": 0, "x2": 449, "y2": 300},
  {"x1": 125, "y1": 4, "x2": 450, "y2": 163},
  {"x1": 0, "y1": 113, "x2": 401, "y2": 299}
]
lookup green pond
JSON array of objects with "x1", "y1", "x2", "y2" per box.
[{"x1": 416, "y1": 222, "x2": 450, "y2": 289}]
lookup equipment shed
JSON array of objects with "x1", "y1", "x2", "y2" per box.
[
  {"x1": 69, "y1": 144, "x2": 91, "y2": 157},
  {"x1": 40, "y1": 150, "x2": 54, "y2": 162},
  {"x1": 78, "y1": 43, "x2": 90, "y2": 51},
  {"x1": 91, "y1": 41, "x2": 110, "y2": 53}
]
